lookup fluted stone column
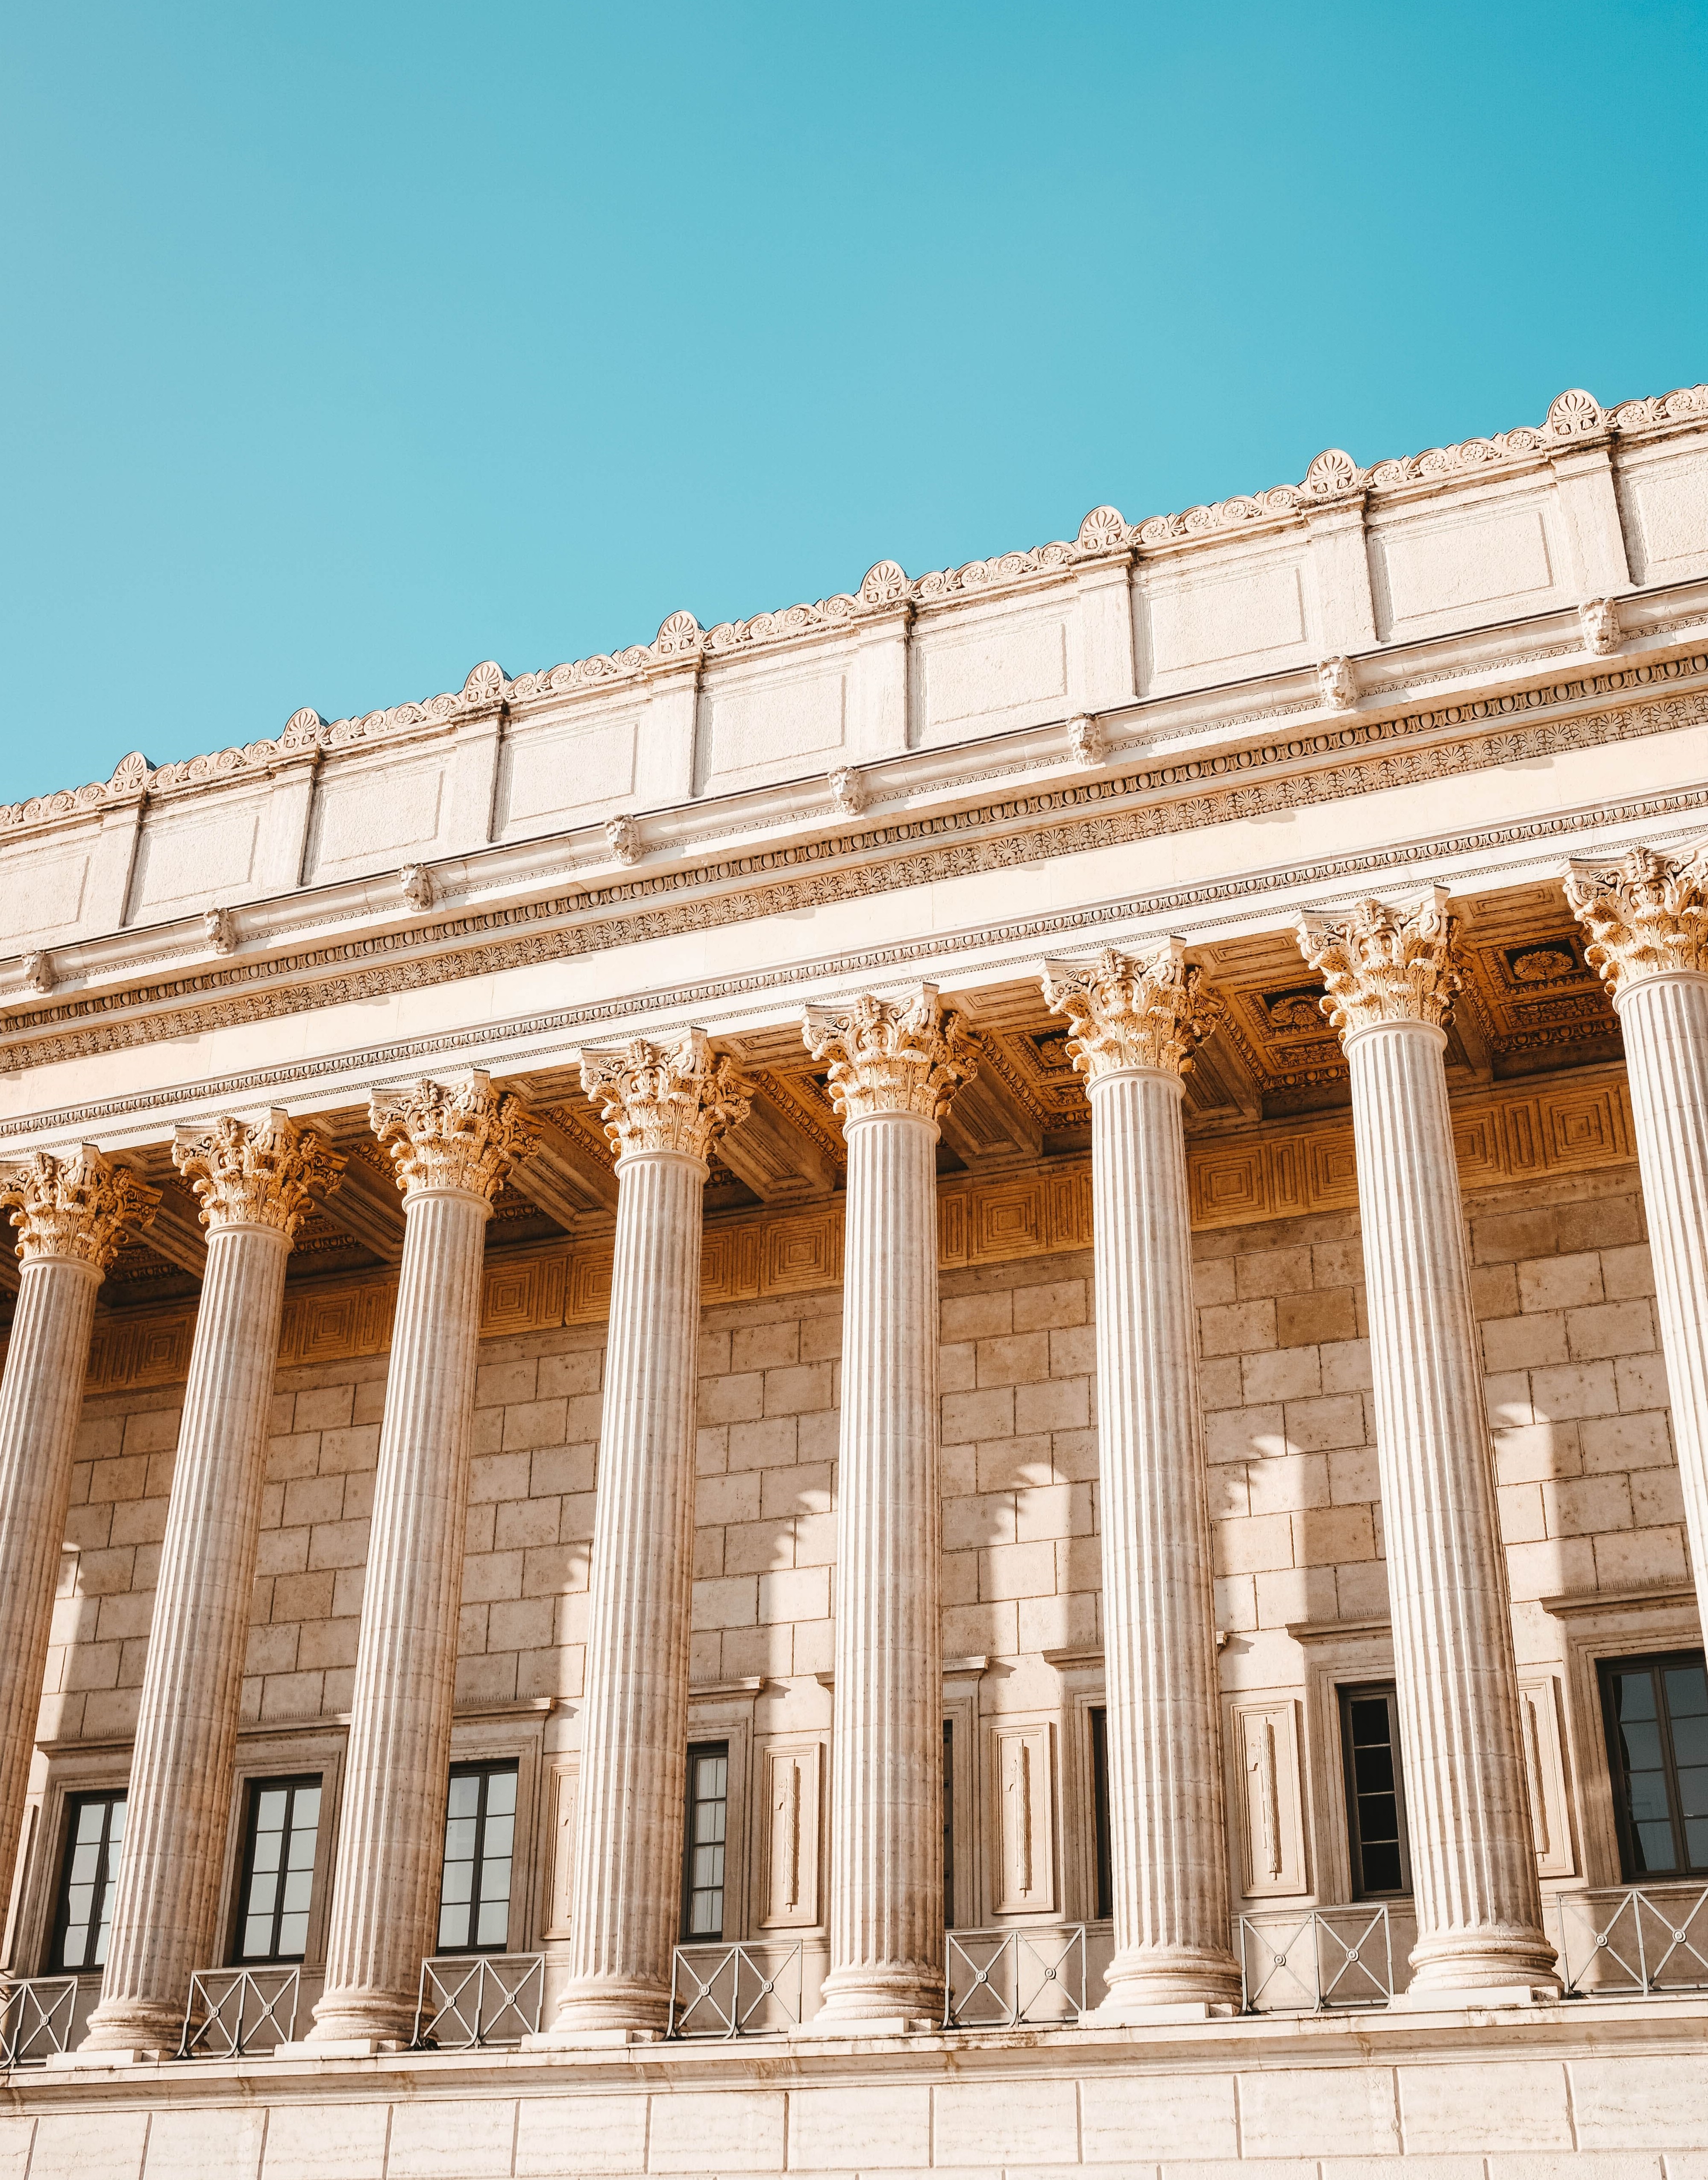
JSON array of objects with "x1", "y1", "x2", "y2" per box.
[
  {"x1": 1567, "y1": 841, "x2": 1708, "y2": 1636},
  {"x1": 0, "y1": 1149, "x2": 156, "y2": 1934},
  {"x1": 1299, "y1": 893, "x2": 1557, "y2": 2001},
  {"x1": 802, "y1": 985, "x2": 976, "y2": 2030},
  {"x1": 1042, "y1": 944, "x2": 1241, "y2": 2016},
  {"x1": 539, "y1": 1032, "x2": 750, "y2": 2042},
  {"x1": 82, "y1": 1113, "x2": 342, "y2": 2054},
  {"x1": 310, "y1": 1072, "x2": 535, "y2": 2049}
]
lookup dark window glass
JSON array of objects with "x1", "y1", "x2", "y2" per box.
[
  {"x1": 942, "y1": 1719, "x2": 955, "y2": 1930},
  {"x1": 437, "y1": 1762, "x2": 518, "y2": 1954},
  {"x1": 1340, "y1": 1683, "x2": 1412, "y2": 1898},
  {"x1": 1090, "y1": 1705, "x2": 1113, "y2": 1921},
  {"x1": 50, "y1": 1791, "x2": 126, "y2": 1972},
  {"x1": 233, "y1": 1775, "x2": 322, "y2": 1963},
  {"x1": 681, "y1": 1743, "x2": 729, "y2": 1940},
  {"x1": 1601, "y1": 1651, "x2": 1708, "y2": 1880}
]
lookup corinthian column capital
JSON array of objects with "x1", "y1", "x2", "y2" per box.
[
  {"x1": 801, "y1": 984, "x2": 979, "y2": 1124},
  {"x1": 1564, "y1": 841, "x2": 1708, "y2": 998},
  {"x1": 172, "y1": 1110, "x2": 344, "y2": 1237},
  {"x1": 1041, "y1": 939, "x2": 1212, "y2": 1081},
  {"x1": 579, "y1": 1031, "x2": 752, "y2": 1163},
  {"x1": 370, "y1": 1071, "x2": 538, "y2": 1202},
  {"x1": 0, "y1": 1146, "x2": 158, "y2": 1269},
  {"x1": 1296, "y1": 886, "x2": 1460, "y2": 1040}
]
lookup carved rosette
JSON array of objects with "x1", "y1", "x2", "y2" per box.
[
  {"x1": 173, "y1": 1110, "x2": 345, "y2": 1237},
  {"x1": 1296, "y1": 889, "x2": 1461, "y2": 1040},
  {"x1": 579, "y1": 1030, "x2": 752, "y2": 1164},
  {"x1": 370, "y1": 1072, "x2": 538, "y2": 1202},
  {"x1": 801, "y1": 984, "x2": 979, "y2": 1124},
  {"x1": 1041, "y1": 941, "x2": 1213, "y2": 1081},
  {"x1": 1564, "y1": 843, "x2": 1708, "y2": 999},
  {"x1": 0, "y1": 1145, "x2": 159, "y2": 1269}
]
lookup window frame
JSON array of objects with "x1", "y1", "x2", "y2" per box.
[
  {"x1": 1089, "y1": 1704, "x2": 1114, "y2": 1923},
  {"x1": 680, "y1": 1740, "x2": 731, "y2": 1943},
  {"x1": 1338, "y1": 1682, "x2": 1413, "y2": 1901},
  {"x1": 230, "y1": 1772, "x2": 323, "y2": 1966},
  {"x1": 1598, "y1": 1648, "x2": 1708, "y2": 1882},
  {"x1": 436, "y1": 1759, "x2": 520, "y2": 1957},
  {"x1": 48, "y1": 1789, "x2": 126, "y2": 1975}
]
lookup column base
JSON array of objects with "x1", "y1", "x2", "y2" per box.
[
  {"x1": 46, "y1": 2046, "x2": 173, "y2": 2069},
  {"x1": 1391, "y1": 1983, "x2": 1561, "y2": 2012},
  {"x1": 307, "y1": 1990, "x2": 418, "y2": 2048},
  {"x1": 530, "y1": 2026, "x2": 669, "y2": 2047},
  {"x1": 274, "y1": 2038, "x2": 407, "y2": 2057},
  {"x1": 791, "y1": 2015, "x2": 937, "y2": 2040},
  {"x1": 1082, "y1": 1998, "x2": 1241, "y2": 2027}
]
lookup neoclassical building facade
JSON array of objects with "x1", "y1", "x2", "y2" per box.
[{"x1": 2, "y1": 380, "x2": 1708, "y2": 2173}]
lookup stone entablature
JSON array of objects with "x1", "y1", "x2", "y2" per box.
[{"x1": 1, "y1": 380, "x2": 1705, "y2": 995}]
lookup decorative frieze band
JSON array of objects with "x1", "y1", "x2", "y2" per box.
[{"x1": 56, "y1": 1069, "x2": 1636, "y2": 1398}]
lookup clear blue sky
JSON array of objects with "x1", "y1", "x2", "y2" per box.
[{"x1": 3, "y1": 1, "x2": 1705, "y2": 802}]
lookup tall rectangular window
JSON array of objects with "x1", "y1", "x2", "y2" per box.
[
  {"x1": 1601, "y1": 1651, "x2": 1708, "y2": 1879},
  {"x1": 50, "y1": 1791, "x2": 126, "y2": 1973},
  {"x1": 437, "y1": 1761, "x2": 517, "y2": 1954},
  {"x1": 233, "y1": 1775, "x2": 321, "y2": 1964},
  {"x1": 681, "y1": 1742, "x2": 729, "y2": 1940},
  {"x1": 942, "y1": 1719, "x2": 955, "y2": 1930},
  {"x1": 1339, "y1": 1683, "x2": 1412, "y2": 1898},
  {"x1": 1089, "y1": 1706, "x2": 1114, "y2": 1921}
]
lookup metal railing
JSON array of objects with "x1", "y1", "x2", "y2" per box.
[
  {"x1": 1238, "y1": 1905, "x2": 1394, "y2": 2013},
  {"x1": 669, "y1": 1942, "x2": 804, "y2": 2039},
  {"x1": 0, "y1": 1977, "x2": 78, "y2": 2068},
  {"x1": 1554, "y1": 1883, "x2": 1708, "y2": 1998},
  {"x1": 415, "y1": 1954, "x2": 544, "y2": 2050},
  {"x1": 944, "y1": 1925, "x2": 1088, "y2": 2030},
  {"x1": 179, "y1": 1966, "x2": 300, "y2": 2058}
]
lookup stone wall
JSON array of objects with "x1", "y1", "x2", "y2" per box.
[{"x1": 31, "y1": 1158, "x2": 1688, "y2": 1978}]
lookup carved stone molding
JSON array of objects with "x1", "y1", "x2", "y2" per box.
[
  {"x1": 202, "y1": 908, "x2": 237, "y2": 957},
  {"x1": 801, "y1": 985, "x2": 979, "y2": 1125},
  {"x1": 1040, "y1": 941, "x2": 1212, "y2": 1081},
  {"x1": 604, "y1": 816, "x2": 643, "y2": 867},
  {"x1": 1565, "y1": 842, "x2": 1708, "y2": 996},
  {"x1": 399, "y1": 865, "x2": 434, "y2": 912},
  {"x1": 1318, "y1": 658, "x2": 1357, "y2": 711},
  {"x1": 172, "y1": 1110, "x2": 345, "y2": 1237},
  {"x1": 579, "y1": 1031, "x2": 752, "y2": 1164},
  {"x1": 827, "y1": 767, "x2": 866, "y2": 817},
  {"x1": 0, "y1": 1146, "x2": 158, "y2": 1269},
  {"x1": 1066, "y1": 715, "x2": 1103, "y2": 765},
  {"x1": 370, "y1": 1072, "x2": 538, "y2": 1203},
  {"x1": 1297, "y1": 887, "x2": 1461, "y2": 1038},
  {"x1": 1581, "y1": 599, "x2": 1623, "y2": 658}
]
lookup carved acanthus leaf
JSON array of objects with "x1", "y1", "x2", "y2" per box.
[
  {"x1": 370, "y1": 1071, "x2": 538, "y2": 1202},
  {"x1": 0, "y1": 1145, "x2": 158, "y2": 1268},
  {"x1": 1297, "y1": 889, "x2": 1460, "y2": 1037},
  {"x1": 1564, "y1": 842, "x2": 1708, "y2": 996},
  {"x1": 173, "y1": 1109, "x2": 345, "y2": 1236},
  {"x1": 1041, "y1": 940, "x2": 1212, "y2": 1081},
  {"x1": 801, "y1": 984, "x2": 980, "y2": 1124},
  {"x1": 579, "y1": 1029, "x2": 751, "y2": 1163}
]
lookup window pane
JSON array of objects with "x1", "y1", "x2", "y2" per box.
[
  {"x1": 438, "y1": 1765, "x2": 519, "y2": 1955},
  {"x1": 53, "y1": 1793, "x2": 126, "y2": 1974},
  {"x1": 278, "y1": 1912, "x2": 310, "y2": 1954},
  {"x1": 235, "y1": 1777, "x2": 321, "y2": 1962},
  {"x1": 486, "y1": 1772, "x2": 517, "y2": 1818},
  {"x1": 476, "y1": 1899, "x2": 509, "y2": 1948},
  {"x1": 682, "y1": 1742, "x2": 730, "y2": 1942},
  {"x1": 447, "y1": 1776, "x2": 481, "y2": 1819},
  {"x1": 1603, "y1": 1652, "x2": 1708, "y2": 1880},
  {"x1": 1341, "y1": 1686, "x2": 1409, "y2": 1899}
]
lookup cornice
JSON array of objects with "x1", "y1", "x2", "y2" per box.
[
  {"x1": 5, "y1": 642, "x2": 1708, "y2": 1085},
  {"x1": 6, "y1": 383, "x2": 1704, "y2": 841},
  {"x1": 8, "y1": 769, "x2": 1707, "y2": 1150}
]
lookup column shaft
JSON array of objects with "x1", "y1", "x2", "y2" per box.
[
  {"x1": 1089, "y1": 1068, "x2": 1239, "y2": 2011},
  {"x1": 550, "y1": 1151, "x2": 704, "y2": 2032},
  {"x1": 310, "y1": 1187, "x2": 490, "y2": 2044},
  {"x1": 1347, "y1": 1020, "x2": 1554, "y2": 1993},
  {"x1": 1612, "y1": 973, "x2": 1708, "y2": 1609},
  {"x1": 82, "y1": 1223, "x2": 291, "y2": 2049},
  {"x1": 0, "y1": 1258, "x2": 101, "y2": 1921},
  {"x1": 821, "y1": 1106, "x2": 944, "y2": 2024}
]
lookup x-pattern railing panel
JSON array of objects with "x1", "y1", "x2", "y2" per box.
[
  {"x1": 944, "y1": 1926, "x2": 1088, "y2": 2029},
  {"x1": 416, "y1": 1954, "x2": 545, "y2": 2050},
  {"x1": 1238, "y1": 1906, "x2": 1394, "y2": 2013},
  {"x1": 0, "y1": 1977, "x2": 78, "y2": 2068},
  {"x1": 670, "y1": 1942, "x2": 804, "y2": 2039},
  {"x1": 1554, "y1": 1884, "x2": 1708, "y2": 1996},
  {"x1": 180, "y1": 1966, "x2": 301, "y2": 2058}
]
